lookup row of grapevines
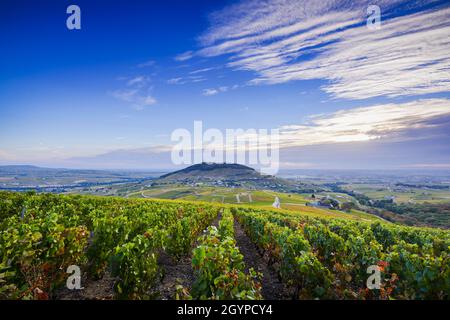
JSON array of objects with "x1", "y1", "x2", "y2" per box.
[
  {"x1": 232, "y1": 208, "x2": 332, "y2": 299},
  {"x1": 0, "y1": 191, "x2": 29, "y2": 222},
  {"x1": 87, "y1": 204, "x2": 192, "y2": 278},
  {"x1": 0, "y1": 213, "x2": 88, "y2": 299},
  {"x1": 112, "y1": 206, "x2": 219, "y2": 299},
  {"x1": 189, "y1": 209, "x2": 262, "y2": 300},
  {"x1": 232, "y1": 207, "x2": 366, "y2": 295},
  {"x1": 270, "y1": 212, "x2": 449, "y2": 299},
  {"x1": 233, "y1": 205, "x2": 450, "y2": 251},
  {"x1": 274, "y1": 206, "x2": 449, "y2": 252},
  {"x1": 232, "y1": 206, "x2": 450, "y2": 299}
]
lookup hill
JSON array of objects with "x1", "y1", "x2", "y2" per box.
[{"x1": 159, "y1": 162, "x2": 269, "y2": 182}]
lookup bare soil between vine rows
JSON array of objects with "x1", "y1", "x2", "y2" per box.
[
  {"x1": 55, "y1": 271, "x2": 115, "y2": 300},
  {"x1": 233, "y1": 219, "x2": 292, "y2": 300}
]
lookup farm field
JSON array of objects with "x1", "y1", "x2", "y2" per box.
[
  {"x1": 129, "y1": 186, "x2": 307, "y2": 206},
  {"x1": 343, "y1": 183, "x2": 450, "y2": 204},
  {"x1": 127, "y1": 186, "x2": 383, "y2": 223},
  {"x1": 1, "y1": 191, "x2": 448, "y2": 300}
]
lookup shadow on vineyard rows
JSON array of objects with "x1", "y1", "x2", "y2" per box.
[{"x1": 233, "y1": 219, "x2": 291, "y2": 300}]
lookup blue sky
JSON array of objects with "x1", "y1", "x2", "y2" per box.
[{"x1": 0, "y1": 0, "x2": 450, "y2": 170}]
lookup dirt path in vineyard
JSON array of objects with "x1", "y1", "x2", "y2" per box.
[
  {"x1": 153, "y1": 209, "x2": 222, "y2": 299},
  {"x1": 233, "y1": 218, "x2": 292, "y2": 300},
  {"x1": 55, "y1": 271, "x2": 115, "y2": 300}
]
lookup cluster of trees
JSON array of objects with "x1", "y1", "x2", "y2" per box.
[
  {"x1": 309, "y1": 194, "x2": 357, "y2": 213},
  {"x1": 395, "y1": 183, "x2": 450, "y2": 190},
  {"x1": 369, "y1": 201, "x2": 450, "y2": 229},
  {"x1": 324, "y1": 183, "x2": 449, "y2": 229}
]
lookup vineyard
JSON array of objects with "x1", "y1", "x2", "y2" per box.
[{"x1": 0, "y1": 191, "x2": 449, "y2": 300}]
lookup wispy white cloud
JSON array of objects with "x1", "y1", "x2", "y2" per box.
[
  {"x1": 189, "y1": 67, "x2": 217, "y2": 74},
  {"x1": 175, "y1": 50, "x2": 194, "y2": 61},
  {"x1": 404, "y1": 163, "x2": 450, "y2": 169},
  {"x1": 167, "y1": 75, "x2": 206, "y2": 85},
  {"x1": 111, "y1": 88, "x2": 139, "y2": 102},
  {"x1": 169, "y1": 98, "x2": 450, "y2": 153},
  {"x1": 137, "y1": 60, "x2": 155, "y2": 68},
  {"x1": 276, "y1": 98, "x2": 450, "y2": 147},
  {"x1": 201, "y1": 98, "x2": 450, "y2": 150},
  {"x1": 111, "y1": 75, "x2": 156, "y2": 110},
  {"x1": 111, "y1": 89, "x2": 156, "y2": 110},
  {"x1": 167, "y1": 77, "x2": 184, "y2": 85},
  {"x1": 127, "y1": 76, "x2": 150, "y2": 88},
  {"x1": 190, "y1": 76, "x2": 207, "y2": 83},
  {"x1": 202, "y1": 86, "x2": 231, "y2": 96},
  {"x1": 202, "y1": 88, "x2": 219, "y2": 96},
  {"x1": 197, "y1": 0, "x2": 450, "y2": 100}
]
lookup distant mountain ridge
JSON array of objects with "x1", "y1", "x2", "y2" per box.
[{"x1": 0, "y1": 165, "x2": 162, "y2": 191}]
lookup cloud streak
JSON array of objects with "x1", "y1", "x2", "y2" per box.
[
  {"x1": 175, "y1": 50, "x2": 194, "y2": 61},
  {"x1": 111, "y1": 89, "x2": 156, "y2": 110},
  {"x1": 137, "y1": 60, "x2": 155, "y2": 68},
  {"x1": 2, "y1": 99, "x2": 449, "y2": 168},
  {"x1": 167, "y1": 75, "x2": 206, "y2": 85},
  {"x1": 197, "y1": 0, "x2": 450, "y2": 100},
  {"x1": 111, "y1": 75, "x2": 156, "y2": 110},
  {"x1": 277, "y1": 98, "x2": 450, "y2": 148},
  {"x1": 202, "y1": 86, "x2": 229, "y2": 96}
]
